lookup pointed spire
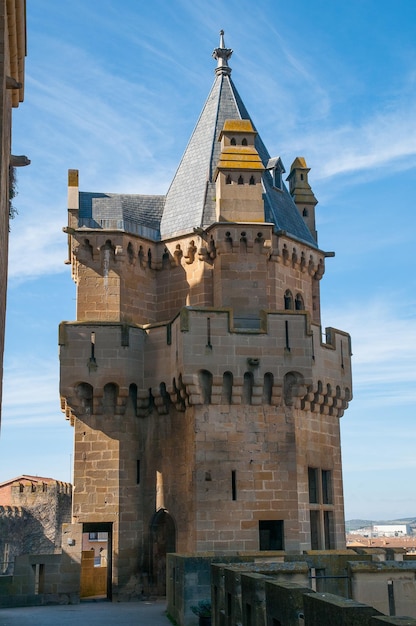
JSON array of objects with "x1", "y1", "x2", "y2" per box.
[{"x1": 212, "y1": 29, "x2": 232, "y2": 76}]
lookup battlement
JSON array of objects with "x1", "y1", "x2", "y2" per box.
[
  {"x1": 0, "y1": 505, "x2": 25, "y2": 519},
  {"x1": 10, "y1": 480, "x2": 71, "y2": 499},
  {"x1": 67, "y1": 221, "x2": 327, "y2": 327},
  {"x1": 60, "y1": 307, "x2": 351, "y2": 423}
]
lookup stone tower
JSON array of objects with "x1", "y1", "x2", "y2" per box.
[{"x1": 59, "y1": 32, "x2": 352, "y2": 599}]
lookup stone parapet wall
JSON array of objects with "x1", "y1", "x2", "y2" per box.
[
  {"x1": 167, "y1": 553, "x2": 416, "y2": 626},
  {"x1": 59, "y1": 308, "x2": 351, "y2": 422}
]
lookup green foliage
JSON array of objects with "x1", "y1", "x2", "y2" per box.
[
  {"x1": 9, "y1": 165, "x2": 18, "y2": 221},
  {"x1": 191, "y1": 600, "x2": 211, "y2": 617}
]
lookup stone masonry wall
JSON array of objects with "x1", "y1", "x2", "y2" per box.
[{"x1": 0, "y1": 482, "x2": 72, "y2": 575}]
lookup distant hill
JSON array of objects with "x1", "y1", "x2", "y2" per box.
[{"x1": 346, "y1": 518, "x2": 416, "y2": 532}]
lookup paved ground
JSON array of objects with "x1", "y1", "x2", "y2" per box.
[{"x1": 0, "y1": 598, "x2": 172, "y2": 626}]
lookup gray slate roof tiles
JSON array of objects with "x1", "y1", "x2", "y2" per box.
[{"x1": 77, "y1": 61, "x2": 317, "y2": 248}]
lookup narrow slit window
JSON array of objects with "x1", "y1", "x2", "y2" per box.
[{"x1": 231, "y1": 470, "x2": 237, "y2": 500}]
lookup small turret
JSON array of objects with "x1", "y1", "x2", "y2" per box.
[
  {"x1": 287, "y1": 157, "x2": 318, "y2": 242},
  {"x1": 214, "y1": 119, "x2": 265, "y2": 222}
]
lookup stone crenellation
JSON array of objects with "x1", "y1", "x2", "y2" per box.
[{"x1": 0, "y1": 478, "x2": 72, "y2": 575}]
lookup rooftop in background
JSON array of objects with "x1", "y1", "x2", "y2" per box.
[{"x1": 0, "y1": 475, "x2": 70, "y2": 506}]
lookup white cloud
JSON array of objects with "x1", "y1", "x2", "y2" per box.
[{"x1": 2, "y1": 357, "x2": 60, "y2": 427}]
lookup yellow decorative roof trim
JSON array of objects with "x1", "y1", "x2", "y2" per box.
[{"x1": 222, "y1": 119, "x2": 256, "y2": 133}]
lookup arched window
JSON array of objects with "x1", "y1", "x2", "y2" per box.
[
  {"x1": 284, "y1": 290, "x2": 293, "y2": 310},
  {"x1": 284, "y1": 371, "x2": 304, "y2": 406},
  {"x1": 159, "y1": 382, "x2": 171, "y2": 414},
  {"x1": 127, "y1": 242, "x2": 134, "y2": 264},
  {"x1": 302, "y1": 208, "x2": 308, "y2": 217},
  {"x1": 138, "y1": 245, "x2": 145, "y2": 266},
  {"x1": 129, "y1": 383, "x2": 138, "y2": 415},
  {"x1": 230, "y1": 137, "x2": 236, "y2": 146},
  {"x1": 76, "y1": 382, "x2": 93, "y2": 415},
  {"x1": 226, "y1": 174, "x2": 232, "y2": 185},
  {"x1": 295, "y1": 294, "x2": 304, "y2": 310},
  {"x1": 222, "y1": 371, "x2": 233, "y2": 404},
  {"x1": 238, "y1": 175, "x2": 244, "y2": 185},
  {"x1": 240, "y1": 232, "x2": 247, "y2": 252},
  {"x1": 243, "y1": 372, "x2": 253, "y2": 404},
  {"x1": 101, "y1": 240, "x2": 115, "y2": 268},
  {"x1": 263, "y1": 373, "x2": 273, "y2": 405},
  {"x1": 199, "y1": 369, "x2": 213, "y2": 404},
  {"x1": 249, "y1": 175, "x2": 255, "y2": 185},
  {"x1": 103, "y1": 383, "x2": 118, "y2": 415},
  {"x1": 242, "y1": 138, "x2": 248, "y2": 146}
]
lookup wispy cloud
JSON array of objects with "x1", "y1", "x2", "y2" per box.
[
  {"x1": 325, "y1": 295, "x2": 416, "y2": 404},
  {"x1": 2, "y1": 357, "x2": 61, "y2": 427},
  {"x1": 298, "y1": 103, "x2": 416, "y2": 181}
]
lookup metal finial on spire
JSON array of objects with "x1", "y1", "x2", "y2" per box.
[{"x1": 212, "y1": 29, "x2": 232, "y2": 76}]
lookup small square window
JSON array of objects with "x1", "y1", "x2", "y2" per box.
[{"x1": 259, "y1": 520, "x2": 284, "y2": 550}]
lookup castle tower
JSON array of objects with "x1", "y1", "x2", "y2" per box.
[
  {"x1": 287, "y1": 156, "x2": 318, "y2": 242},
  {"x1": 59, "y1": 32, "x2": 352, "y2": 599}
]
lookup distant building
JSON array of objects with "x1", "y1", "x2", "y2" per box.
[
  {"x1": 59, "y1": 32, "x2": 353, "y2": 599},
  {"x1": 82, "y1": 530, "x2": 108, "y2": 566},
  {"x1": 372, "y1": 524, "x2": 411, "y2": 537},
  {"x1": 0, "y1": 475, "x2": 72, "y2": 574},
  {"x1": 0, "y1": 0, "x2": 27, "y2": 422}
]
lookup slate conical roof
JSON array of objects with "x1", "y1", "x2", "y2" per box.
[
  {"x1": 160, "y1": 31, "x2": 317, "y2": 248},
  {"x1": 78, "y1": 33, "x2": 317, "y2": 248}
]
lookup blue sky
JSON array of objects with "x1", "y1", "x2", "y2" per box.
[{"x1": 1, "y1": 0, "x2": 416, "y2": 521}]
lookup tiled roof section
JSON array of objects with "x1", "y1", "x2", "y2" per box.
[
  {"x1": 216, "y1": 146, "x2": 264, "y2": 171},
  {"x1": 0, "y1": 475, "x2": 56, "y2": 488},
  {"x1": 73, "y1": 41, "x2": 317, "y2": 248},
  {"x1": 79, "y1": 192, "x2": 164, "y2": 240},
  {"x1": 160, "y1": 72, "x2": 317, "y2": 247},
  {"x1": 161, "y1": 74, "x2": 252, "y2": 238}
]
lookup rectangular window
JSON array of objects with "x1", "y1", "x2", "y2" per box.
[
  {"x1": 310, "y1": 510, "x2": 320, "y2": 550},
  {"x1": 259, "y1": 520, "x2": 284, "y2": 550},
  {"x1": 308, "y1": 468, "x2": 334, "y2": 550},
  {"x1": 308, "y1": 467, "x2": 319, "y2": 503},
  {"x1": 137, "y1": 460, "x2": 141, "y2": 485},
  {"x1": 89, "y1": 532, "x2": 98, "y2": 541},
  {"x1": 322, "y1": 470, "x2": 332, "y2": 504},
  {"x1": 231, "y1": 470, "x2": 237, "y2": 501},
  {"x1": 324, "y1": 510, "x2": 334, "y2": 549}
]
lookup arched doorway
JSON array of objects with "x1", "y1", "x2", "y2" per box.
[{"x1": 149, "y1": 509, "x2": 176, "y2": 595}]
